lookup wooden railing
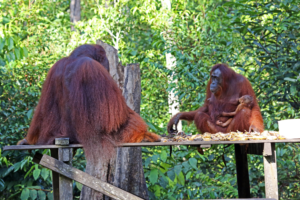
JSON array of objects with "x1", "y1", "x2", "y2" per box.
[{"x1": 5, "y1": 138, "x2": 300, "y2": 200}]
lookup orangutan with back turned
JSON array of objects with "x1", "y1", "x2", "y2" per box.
[{"x1": 17, "y1": 44, "x2": 160, "y2": 160}]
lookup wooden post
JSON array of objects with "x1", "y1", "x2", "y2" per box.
[
  {"x1": 50, "y1": 149, "x2": 60, "y2": 200},
  {"x1": 264, "y1": 143, "x2": 278, "y2": 200},
  {"x1": 234, "y1": 144, "x2": 251, "y2": 198},
  {"x1": 55, "y1": 138, "x2": 73, "y2": 200}
]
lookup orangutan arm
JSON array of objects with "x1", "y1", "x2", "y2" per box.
[
  {"x1": 167, "y1": 105, "x2": 208, "y2": 134},
  {"x1": 221, "y1": 99, "x2": 251, "y2": 117},
  {"x1": 216, "y1": 118, "x2": 233, "y2": 127}
]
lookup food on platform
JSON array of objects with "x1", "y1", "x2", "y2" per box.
[{"x1": 160, "y1": 131, "x2": 285, "y2": 142}]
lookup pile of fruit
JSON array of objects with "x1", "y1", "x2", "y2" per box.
[{"x1": 161, "y1": 131, "x2": 286, "y2": 142}]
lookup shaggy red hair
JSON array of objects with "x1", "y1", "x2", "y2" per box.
[
  {"x1": 168, "y1": 64, "x2": 264, "y2": 133},
  {"x1": 18, "y1": 44, "x2": 160, "y2": 160}
]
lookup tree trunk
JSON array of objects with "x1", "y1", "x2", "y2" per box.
[
  {"x1": 70, "y1": 0, "x2": 81, "y2": 31},
  {"x1": 96, "y1": 40, "x2": 125, "y2": 90},
  {"x1": 161, "y1": 0, "x2": 182, "y2": 132},
  {"x1": 80, "y1": 42, "x2": 149, "y2": 200},
  {"x1": 111, "y1": 64, "x2": 149, "y2": 200}
]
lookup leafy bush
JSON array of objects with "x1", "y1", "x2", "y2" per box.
[{"x1": 1, "y1": 0, "x2": 300, "y2": 199}]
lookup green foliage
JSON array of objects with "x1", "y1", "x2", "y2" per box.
[
  {"x1": 227, "y1": 0, "x2": 300, "y2": 130},
  {"x1": 1, "y1": 0, "x2": 300, "y2": 199},
  {"x1": 143, "y1": 145, "x2": 239, "y2": 199}
]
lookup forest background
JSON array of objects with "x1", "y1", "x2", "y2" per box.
[{"x1": 0, "y1": 0, "x2": 300, "y2": 199}]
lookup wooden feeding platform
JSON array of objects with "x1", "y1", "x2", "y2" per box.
[{"x1": 4, "y1": 138, "x2": 300, "y2": 200}]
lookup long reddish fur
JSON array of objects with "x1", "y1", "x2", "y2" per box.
[
  {"x1": 18, "y1": 44, "x2": 160, "y2": 160},
  {"x1": 169, "y1": 64, "x2": 264, "y2": 133}
]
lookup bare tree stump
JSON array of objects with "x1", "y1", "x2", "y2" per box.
[
  {"x1": 80, "y1": 158, "x2": 113, "y2": 200},
  {"x1": 111, "y1": 64, "x2": 149, "y2": 199},
  {"x1": 80, "y1": 42, "x2": 149, "y2": 200},
  {"x1": 96, "y1": 40, "x2": 125, "y2": 90}
]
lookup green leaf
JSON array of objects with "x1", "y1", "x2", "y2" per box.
[
  {"x1": 0, "y1": 38, "x2": 4, "y2": 51},
  {"x1": 20, "y1": 159, "x2": 27, "y2": 169},
  {"x1": 76, "y1": 182, "x2": 83, "y2": 191},
  {"x1": 3, "y1": 166, "x2": 14, "y2": 177},
  {"x1": 160, "y1": 150, "x2": 167, "y2": 162},
  {"x1": 8, "y1": 37, "x2": 14, "y2": 50},
  {"x1": 26, "y1": 186, "x2": 41, "y2": 189},
  {"x1": 26, "y1": 109, "x2": 33, "y2": 119},
  {"x1": 146, "y1": 122, "x2": 158, "y2": 132},
  {"x1": 290, "y1": 85, "x2": 296, "y2": 95},
  {"x1": 160, "y1": 162, "x2": 170, "y2": 173},
  {"x1": 21, "y1": 188, "x2": 30, "y2": 200},
  {"x1": 25, "y1": 166, "x2": 35, "y2": 179},
  {"x1": 29, "y1": 189, "x2": 37, "y2": 200},
  {"x1": 0, "y1": 179, "x2": 4, "y2": 188},
  {"x1": 21, "y1": 47, "x2": 28, "y2": 58},
  {"x1": 9, "y1": 51, "x2": 15, "y2": 61},
  {"x1": 168, "y1": 195, "x2": 176, "y2": 200},
  {"x1": 153, "y1": 185, "x2": 161, "y2": 197},
  {"x1": 189, "y1": 158, "x2": 198, "y2": 170},
  {"x1": 174, "y1": 165, "x2": 182, "y2": 175},
  {"x1": 13, "y1": 161, "x2": 22, "y2": 172},
  {"x1": 149, "y1": 169, "x2": 158, "y2": 184},
  {"x1": 284, "y1": 77, "x2": 296, "y2": 82},
  {"x1": 15, "y1": 48, "x2": 20, "y2": 60},
  {"x1": 33, "y1": 168, "x2": 41, "y2": 180},
  {"x1": 186, "y1": 171, "x2": 192, "y2": 180},
  {"x1": 130, "y1": 50, "x2": 137, "y2": 56},
  {"x1": 41, "y1": 168, "x2": 49, "y2": 180},
  {"x1": 37, "y1": 190, "x2": 46, "y2": 200},
  {"x1": 5, "y1": 53, "x2": 11, "y2": 62},
  {"x1": 167, "y1": 170, "x2": 175, "y2": 181},
  {"x1": 47, "y1": 192, "x2": 53, "y2": 200},
  {"x1": 177, "y1": 171, "x2": 185, "y2": 186}
]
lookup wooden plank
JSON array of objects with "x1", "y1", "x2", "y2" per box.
[
  {"x1": 264, "y1": 143, "x2": 279, "y2": 200},
  {"x1": 4, "y1": 138, "x2": 300, "y2": 151},
  {"x1": 33, "y1": 153, "x2": 143, "y2": 200},
  {"x1": 200, "y1": 144, "x2": 211, "y2": 148},
  {"x1": 234, "y1": 144, "x2": 250, "y2": 198},
  {"x1": 50, "y1": 149, "x2": 60, "y2": 200},
  {"x1": 3, "y1": 144, "x2": 83, "y2": 151}
]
